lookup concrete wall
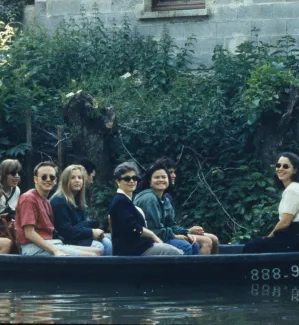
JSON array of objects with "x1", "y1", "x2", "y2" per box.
[{"x1": 25, "y1": 0, "x2": 299, "y2": 66}]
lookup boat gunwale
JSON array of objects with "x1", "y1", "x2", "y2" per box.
[{"x1": 2, "y1": 251, "x2": 299, "y2": 266}]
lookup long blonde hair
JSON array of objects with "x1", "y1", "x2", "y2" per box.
[{"x1": 53, "y1": 165, "x2": 86, "y2": 208}]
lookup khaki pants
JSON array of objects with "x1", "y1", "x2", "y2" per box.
[
  {"x1": 21, "y1": 239, "x2": 84, "y2": 256},
  {"x1": 142, "y1": 243, "x2": 183, "y2": 256}
]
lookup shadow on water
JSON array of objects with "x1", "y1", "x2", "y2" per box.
[{"x1": 0, "y1": 280, "x2": 298, "y2": 324}]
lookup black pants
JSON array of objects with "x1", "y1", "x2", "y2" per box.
[{"x1": 243, "y1": 223, "x2": 299, "y2": 254}]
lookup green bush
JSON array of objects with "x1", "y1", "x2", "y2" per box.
[{"x1": 0, "y1": 0, "x2": 25, "y2": 24}]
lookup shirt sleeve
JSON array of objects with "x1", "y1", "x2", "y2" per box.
[{"x1": 281, "y1": 189, "x2": 299, "y2": 216}]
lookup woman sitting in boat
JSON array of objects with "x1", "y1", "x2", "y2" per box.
[
  {"x1": 134, "y1": 162, "x2": 201, "y2": 255},
  {"x1": 154, "y1": 157, "x2": 219, "y2": 254},
  {"x1": 0, "y1": 159, "x2": 22, "y2": 254},
  {"x1": 109, "y1": 162, "x2": 182, "y2": 256},
  {"x1": 243, "y1": 152, "x2": 299, "y2": 253},
  {"x1": 50, "y1": 165, "x2": 112, "y2": 256}
]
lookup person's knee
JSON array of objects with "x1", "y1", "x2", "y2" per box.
[
  {"x1": 201, "y1": 237, "x2": 212, "y2": 248},
  {"x1": 0, "y1": 238, "x2": 13, "y2": 254},
  {"x1": 196, "y1": 237, "x2": 212, "y2": 254},
  {"x1": 211, "y1": 235, "x2": 219, "y2": 246},
  {"x1": 93, "y1": 248, "x2": 103, "y2": 256}
]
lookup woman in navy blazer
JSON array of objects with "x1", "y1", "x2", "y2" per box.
[
  {"x1": 50, "y1": 165, "x2": 112, "y2": 256},
  {"x1": 109, "y1": 162, "x2": 182, "y2": 256}
]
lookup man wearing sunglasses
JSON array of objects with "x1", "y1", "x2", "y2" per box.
[{"x1": 15, "y1": 161, "x2": 97, "y2": 256}]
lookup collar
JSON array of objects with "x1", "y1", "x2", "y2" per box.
[{"x1": 117, "y1": 188, "x2": 132, "y2": 201}]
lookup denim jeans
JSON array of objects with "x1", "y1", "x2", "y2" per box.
[
  {"x1": 167, "y1": 239, "x2": 200, "y2": 255},
  {"x1": 91, "y1": 236, "x2": 113, "y2": 256}
]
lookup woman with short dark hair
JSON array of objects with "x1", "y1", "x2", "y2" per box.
[
  {"x1": 134, "y1": 162, "x2": 202, "y2": 255},
  {"x1": 243, "y1": 152, "x2": 299, "y2": 253},
  {"x1": 153, "y1": 157, "x2": 219, "y2": 254},
  {"x1": 109, "y1": 162, "x2": 182, "y2": 256}
]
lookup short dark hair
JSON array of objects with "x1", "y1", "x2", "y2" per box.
[
  {"x1": 113, "y1": 162, "x2": 139, "y2": 180},
  {"x1": 73, "y1": 157, "x2": 96, "y2": 175},
  {"x1": 138, "y1": 162, "x2": 172, "y2": 191},
  {"x1": 34, "y1": 161, "x2": 58, "y2": 176},
  {"x1": 274, "y1": 151, "x2": 299, "y2": 189},
  {"x1": 154, "y1": 157, "x2": 176, "y2": 170}
]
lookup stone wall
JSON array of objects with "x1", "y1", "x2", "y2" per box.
[{"x1": 25, "y1": 0, "x2": 299, "y2": 66}]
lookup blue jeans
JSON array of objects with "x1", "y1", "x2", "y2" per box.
[
  {"x1": 91, "y1": 236, "x2": 113, "y2": 256},
  {"x1": 167, "y1": 239, "x2": 200, "y2": 255}
]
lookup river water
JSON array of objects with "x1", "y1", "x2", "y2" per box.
[{"x1": 0, "y1": 280, "x2": 298, "y2": 324}]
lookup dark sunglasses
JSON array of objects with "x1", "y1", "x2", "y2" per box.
[
  {"x1": 119, "y1": 175, "x2": 140, "y2": 182},
  {"x1": 39, "y1": 174, "x2": 56, "y2": 182},
  {"x1": 276, "y1": 163, "x2": 291, "y2": 170},
  {"x1": 8, "y1": 170, "x2": 21, "y2": 176}
]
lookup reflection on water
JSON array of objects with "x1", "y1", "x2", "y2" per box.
[{"x1": 0, "y1": 281, "x2": 299, "y2": 324}]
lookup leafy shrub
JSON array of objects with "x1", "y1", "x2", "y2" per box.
[{"x1": 0, "y1": 0, "x2": 25, "y2": 24}]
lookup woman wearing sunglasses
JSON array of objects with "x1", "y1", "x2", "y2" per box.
[
  {"x1": 0, "y1": 159, "x2": 22, "y2": 253},
  {"x1": 243, "y1": 152, "x2": 299, "y2": 253},
  {"x1": 109, "y1": 162, "x2": 182, "y2": 256},
  {"x1": 50, "y1": 165, "x2": 112, "y2": 256}
]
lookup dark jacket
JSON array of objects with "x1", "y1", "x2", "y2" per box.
[
  {"x1": 50, "y1": 194, "x2": 98, "y2": 246},
  {"x1": 109, "y1": 192, "x2": 154, "y2": 256},
  {"x1": 134, "y1": 189, "x2": 189, "y2": 242}
]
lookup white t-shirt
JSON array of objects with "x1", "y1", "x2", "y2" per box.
[
  {"x1": 0, "y1": 186, "x2": 20, "y2": 213},
  {"x1": 279, "y1": 182, "x2": 299, "y2": 222}
]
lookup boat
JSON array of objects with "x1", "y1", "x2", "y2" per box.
[{"x1": 1, "y1": 245, "x2": 299, "y2": 285}]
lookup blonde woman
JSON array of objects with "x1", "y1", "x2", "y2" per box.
[
  {"x1": 0, "y1": 159, "x2": 22, "y2": 253},
  {"x1": 50, "y1": 165, "x2": 112, "y2": 255}
]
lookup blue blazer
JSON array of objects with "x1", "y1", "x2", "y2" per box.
[
  {"x1": 109, "y1": 192, "x2": 154, "y2": 256},
  {"x1": 50, "y1": 194, "x2": 98, "y2": 246}
]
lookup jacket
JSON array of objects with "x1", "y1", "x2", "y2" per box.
[
  {"x1": 50, "y1": 194, "x2": 98, "y2": 246},
  {"x1": 109, "y1": 192, "x2": 153, "y2": 256},
  {"x1": 134, "y1": 189, "x2": 189, "y2": 242}
]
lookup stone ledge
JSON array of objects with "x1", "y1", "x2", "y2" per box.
[{"x1": 136, "y1": 5, "x2": 208, "y2": 19}]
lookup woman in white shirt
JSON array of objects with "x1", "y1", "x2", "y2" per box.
[
  {"x1": 243, "y1": 152, "x2": 299, "y2": 253},
  {"x1": 0, "y1": 159, "x2": 22, "y2": 253}
]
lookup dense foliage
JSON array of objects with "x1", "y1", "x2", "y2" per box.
[
  {"x1": 0, "y1": 0, "x2": 26, "y2": 24},
  {"x1": 1, "y1": 6, "x2": 299, "y2": 243}
]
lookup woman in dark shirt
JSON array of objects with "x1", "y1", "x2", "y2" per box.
[
  {"x1": 109, "y1": 162, "x2": 182, "y2": 256},
  {"x1": 50, "y1": 165, "x2": 112, "y2": 255}
]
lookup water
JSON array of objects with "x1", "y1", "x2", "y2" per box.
[{"x1": 0, "y1": 281, "x2": 298, "y2": 324}]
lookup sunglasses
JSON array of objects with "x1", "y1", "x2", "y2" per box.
[
  {"x1": 39, "y1": 174, "x2": 56, "y2": 182},
  {"x1": 8, "y1": 170, "x2": 21, "y2": 176},
  {"x1": 119, "y1": 176, "x2": 140, "y2": 182},
  {"x1": 275, "y1": 163, "x2": 292, "y2": 169}
]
